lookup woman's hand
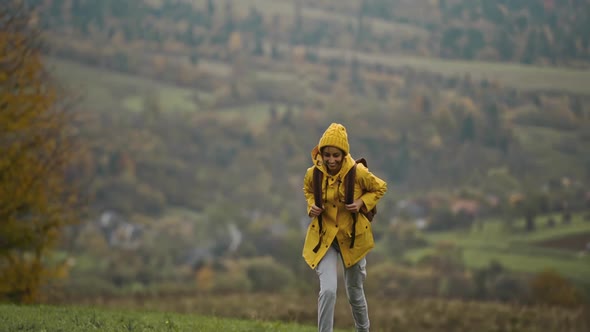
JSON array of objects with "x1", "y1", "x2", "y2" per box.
[
  {"x1": 345, "y1": 199, "x2": 365, "y2": 213},
  {"x1": 309, "y1": 204, "x2": 324, "y2": 218}
]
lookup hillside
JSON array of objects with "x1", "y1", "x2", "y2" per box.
[
  {"x1": 13, "y1": 0, "x2": 590, "y2": 308},
  {"x1": 48, "y1": 55, "x2": 590, "y2": 308},
  {"x1": 30, "y1": 0, "x2": 590, "y2": 66}
]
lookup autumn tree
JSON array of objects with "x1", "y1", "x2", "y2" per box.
[
  {"x1": 530, "y1": 269, "x2": 583, "y2": 307},
  {"x1": 0, "y1": 0, "x2": 80, "y2": 303}
]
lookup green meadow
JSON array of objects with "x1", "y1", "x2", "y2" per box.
[
  {"x1": 405, "y1": 214, "x2": 590, "y2": 284},
  {"x1": 47, "y1": 46, "x2": 590, "y2": 130},
  {"x1": 45, "y1": 58, "x2": 298, "y2": 128},
  {"x1": 2, "y1": 299, "x2": 587, "y2": 332},
  {"x1": 46, "y1": 58, "x2": 200, "y2": 113},
  {"x1": 0, "y1": 304, "x2": 329, "y2": 332},
  {"x1": 312, "y1": 47, "x2": 590, "y2": 95},
  {"x1": 47, "y1": 55, "x2": 590, "y2": 287}
]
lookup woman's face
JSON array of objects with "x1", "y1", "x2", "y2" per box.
[{"x1": 322, "y1": 146, "x2": 344, "y2": 174}]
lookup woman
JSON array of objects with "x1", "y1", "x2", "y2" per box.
[{"x1": 303, "y1": 123, "x2": 387, "y2": 332}]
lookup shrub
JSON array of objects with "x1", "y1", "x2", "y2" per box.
[
  {"x1": 212, "y1": 271, "x2": 252, "y2": 294},
  {"x1": 438, "y1": 274, "x2": 474, "y2": 298},
  {"x1": 382, "y1": 223, "x2": 428, "y2": 256},
  {"x1": 491, "y1": 274, "x2": 530, "y2": 303},
  {"x1": 63, "y1": 275, "x2": 119, "y2": 297},
  {"x1": 428, "y1": 207, "x2": 456, "y2": 231},
  {"x1": 530, "y1": 269, "x2": 584, "y2": 308},
  {"x1": 242, "y1": 257, "x2": 295, "y2": 293},
  {"x1": 366, "y1": 262, "x2": 440, "y2": 298},
  {"x1": 365, "y1": 262, "x2": 400, "y2": 297}
]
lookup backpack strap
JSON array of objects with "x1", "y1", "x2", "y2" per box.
[
  {"x1": 313, "y1": 158, "x2": 373, "y2": 251},
  {"x1": 312, "y1": 167, "x2": 324, "y2": 253},
  {"x1": 353, "y1": 158, "x2": 377, "y2": 222},
  {"x1": 345, "y1": 163, "x2": 358, "y2": 248},
  {"x1": 356, "y1": 157, "x2": 367, "y2": 168}
]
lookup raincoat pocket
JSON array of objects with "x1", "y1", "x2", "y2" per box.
[{"x1": 346, "y1": 214, "x2": 371, "y2": 238}]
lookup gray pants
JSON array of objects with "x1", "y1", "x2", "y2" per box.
[{"x1": 315, "y1": 244, "x2": 370, "y2": 332}]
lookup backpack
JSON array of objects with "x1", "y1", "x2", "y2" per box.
[{"x1": 312, "y1": 158, "x2": 377, "y2": 252}]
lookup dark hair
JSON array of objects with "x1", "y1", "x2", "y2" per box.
[{"x1": 320, "y1": 146, "x2": 347, "y2": 156}]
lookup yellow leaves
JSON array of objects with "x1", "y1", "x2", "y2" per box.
[
  {"x1": 195, "y1": 264, "x2": 215, "y2": 292},
  {"x1": 509, "y1": 193, "x2": 525, "y2": 206},
  {"x1": 49, "y1": 257, "x2": 76, "y2": 280},
  {"x1": 0, "y1": 252, "x2": 43, "y2": 304},
  {"x1": 428, "y1": 133, "x2": 443, "y2": 149},
  {"x1": 530, "y1": 269, "x2": 583, "y2": 307},
  {"x1": 228, "y1": 31, "x2": 242, "y2": 53},
  {"x1": 110, "y1": 30, "x2": 125, "y2": 46},
  {"x1": 291, "y1": 45, "x2": 306, "y2": 63},
  {"x1": 162, "y1": 39, "x2": 185, "y2": 53},
  {"x1": 1, "y1": 0, "x2": 80, "y2": 303},
  {"x1": 152, "y1": 55, "x2": 167, "y2": 72},
  {"x1": 456, "y1": 96, "x2": 478, "y2": 115}
]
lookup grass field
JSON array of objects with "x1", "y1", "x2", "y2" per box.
[
  {"x1": 31, "y1": 294, "x2": 589, "y2": 332},
  {"x1": 313, "y1": 46, "x2": 590, "y2": 95},
  {"x1": 0, "y1": 304, "x2": 328, "y2": 332},
  {"x1": 46, "y1": 57, "x2": 306, "y2": 130},
  {"x1": 405, "y1": 214, "x2": 590, "y2": 284},
  {"x1": 47, "y1": 45, "x2": 590, "y2": 130},
  {"x1": 46, "y1": 58, "x2": 200, "y2": 113},
  {"x1": 191, "y1": 0, "x2": 428, "y2": 38}
]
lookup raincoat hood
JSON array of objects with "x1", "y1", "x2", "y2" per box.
[{"x1": 310, "y1": 145, "x2": 356, "y2": 178}]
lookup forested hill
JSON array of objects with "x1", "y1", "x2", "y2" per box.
[
  {"x1": 8, "y1": 0, "x2": 588, "y2": 304},
  {"x1": 28, "y1": 0, "x2": 589, "y2": 223},
  {"x1": 32, "y1": 0, "x2": 590, "y2": 68},
  {"x1": 359, "y1": 0, "x2": 590, "y2": 67}
]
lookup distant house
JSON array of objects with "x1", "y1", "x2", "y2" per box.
[
  {"x1": 450, "y1": 199, "x2": 480, "y2": 218},
  {"x1": 181, "y1": 222, "x2": 243, "y2": 269},
  {"x1": 544, "y1": 0, "x2": 555, "y2": 11},
  {"x1": 97, "y1": 210, "x2": 143, "y2": 249},
  {"x1": 395, "y1": 199, "x2": 429, "y2": 219},
  {"x1": 414, "y1": 218, "x2": 428, "y2": 230},
  {"x1": 485, "y1": 195, "x2": 500, "y2": 208}
]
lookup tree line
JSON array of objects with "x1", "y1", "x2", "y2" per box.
[{"x1": 31, "y1": 0, "x2": 590, "y2": 67}]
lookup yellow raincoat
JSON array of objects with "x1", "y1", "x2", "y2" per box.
[{"x1": 302, "y1": 146, "x2": 387, "y2": 269}]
